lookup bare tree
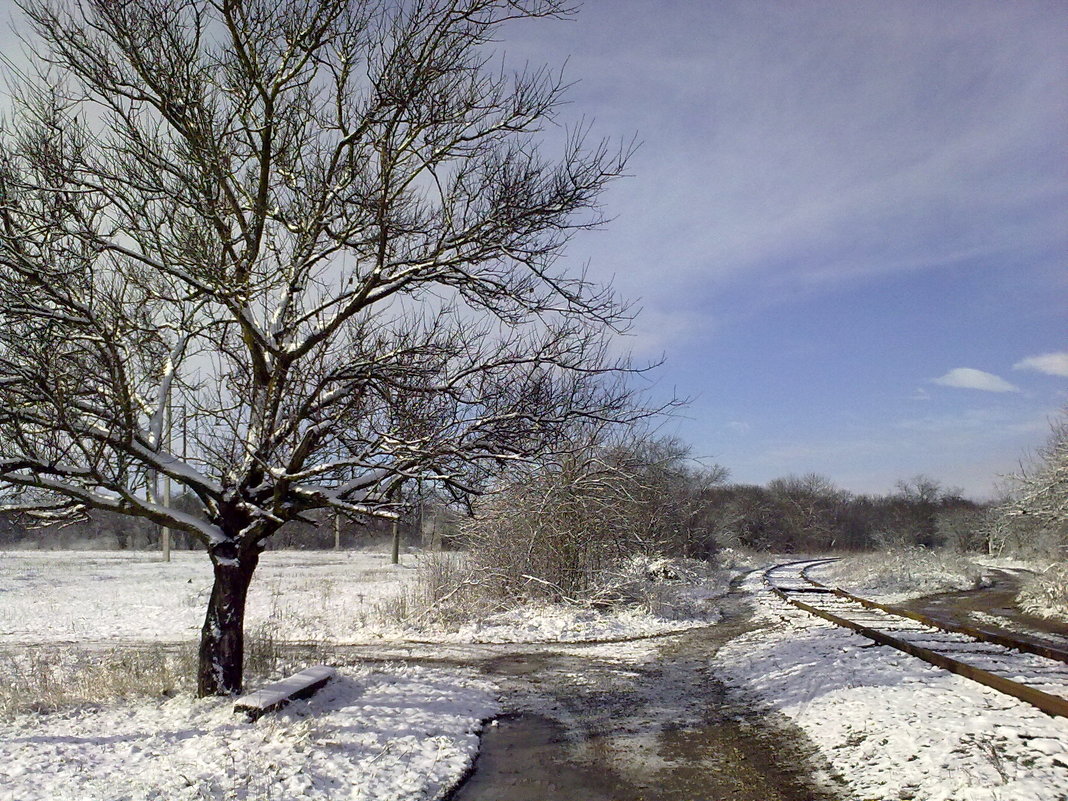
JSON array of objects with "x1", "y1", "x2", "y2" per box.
[
  {"x1": 767, "y1": 473, "x2": 844, "y2": 551},
  {"x1": 0, "y1": 0, "x2": 638, "y2": 695},
  {"x1": 1013, "y1": 412, "x2": 1068, "y2": 529},
  {"x1": 994, "y1": 408, "x2": 1068, "y2": 557}
]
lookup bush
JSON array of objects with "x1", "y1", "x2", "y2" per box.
[
  {"x1": 584, "y1": 554, "x2": 722, "y2": 619},
  {"x1": 1016, "y1": 564, "x2": 1068, "y2": 621},
  {"x1": 378, "y1": 551, "x2": 500, "y2": 626},
  {"x1": 457, "y1": 434, "x2": 726, "y2": 605}
]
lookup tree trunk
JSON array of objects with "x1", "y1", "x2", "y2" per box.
[{"x1": 197, "y1": 542, "x2": 261, "y2": 696}]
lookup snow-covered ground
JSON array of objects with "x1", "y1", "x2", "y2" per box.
[
  {"x1": 0, "y1": 548, "x2": 417, "y2": 645},
  {"x1": 0, "y1": 548, "x2": 723, "y2": 801},
  {"x1": 716, "y1": 570, "x2": 1068, "y2": 801},
  {"x1": 808, "y1": 548, "x2": 988, "y2": 603},
  {"x1": 4, "y1": 548, "x2": 1068, "y2": 800},
  {"x1": 0, "y1": 549, "x2": 715, "y2": 646},
  {"x1": 811, "y1": 549, "x2": 1068, "y2": 624},
  {"x1": 0, "y1": 662, "x2": 498, "y2": 801}
]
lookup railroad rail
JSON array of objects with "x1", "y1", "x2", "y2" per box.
[{"x1": 764, "y1": 559, "x2": 1068, "y2": 718}]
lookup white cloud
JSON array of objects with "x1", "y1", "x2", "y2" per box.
[
  {"x1": 726, "y1": 421, "x2": 751, "y2": 435},
  {"x1": 932, "y1": 368, "x2": 1019, "y2": 393},
  {"x1": 1014, "y1": 352, "x2": 1068, "y2": 377}
]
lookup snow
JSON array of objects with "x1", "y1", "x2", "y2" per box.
[
  {"x1": 715, "y1": 570, "x2": 1068, "y2": 801},
  {"x1": 0, "y1": 549, "x2": 721, "y2": 646},
  {"x1": 449, "y1": 602, "x2": 713, "y2": 644},
  {"x1": 1015, "y1": 563, "x2": 1068, "y2": 622},
  {"x1": 0, "y1": 662, "x2": 498, "y2": 801},
  {"x1": 234, "y1": 665, "x2": 337, "y2": 718},
  {"x1": 3, "y1": 548, "x2": 1068, "y2": 800},
  {"x1": 0, "y1": 549, "x2": 417, "y2": 645},
  {"x1": 809, "y1": 549, "x2": 987, "y2": 603}
]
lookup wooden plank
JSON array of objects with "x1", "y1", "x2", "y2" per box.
[{"x1": 234, "y1": 665, "x2": 337, "y2": 721}]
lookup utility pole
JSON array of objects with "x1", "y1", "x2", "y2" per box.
[
  {"x1": 391, "y1": 483, "x2": 402, "y2": 565},
  {"x1": 161, "y1": 400, "x2": 171, "y2": 562}
]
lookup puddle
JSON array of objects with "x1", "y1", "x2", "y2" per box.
[{"x1": 449, "y1": 714, "x2": 622, "y2": 800}]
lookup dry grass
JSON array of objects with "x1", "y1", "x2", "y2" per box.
[
  {"x1": 0, "y1": 625, "x2": 324, "y2": 718},
  {"x1": 0, "y1": 645, "x2": 195, "y2": 716}
]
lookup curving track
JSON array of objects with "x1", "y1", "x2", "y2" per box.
[{"x1": 764, "y1": 559, "x2": 1068, "y2": 718}]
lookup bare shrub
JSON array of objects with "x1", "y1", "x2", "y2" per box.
[
  {"x1": 1016, "y1": 564, "x2": 1068, "y2": 621},
  {"x1": 460, "y1": 457, "x2": 632, "y2": 603},
  {"x1": 458, "y1": 433, "x2": 727, "y2": 606},
  {"x1": 375, "y1": 552, "x2": 501, "y2": 626},
  {"x1": 585, "y1": 555, "x2": 722, "y2": 619}
]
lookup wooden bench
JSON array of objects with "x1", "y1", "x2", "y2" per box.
[{"x1": 233, "y1": 665, "x2": 337, "y2": 721}]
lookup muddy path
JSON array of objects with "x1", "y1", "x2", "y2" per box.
[
  {"x1": 894, "y1": 567, "x2": 1068, "y2": 652},
  {"x1": 448, "y1": 589, "x2": 846, "y2": 801}
]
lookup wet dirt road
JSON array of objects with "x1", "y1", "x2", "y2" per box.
[{"x1": 448, "y1": 591, "x2": 845, "y2": 801}]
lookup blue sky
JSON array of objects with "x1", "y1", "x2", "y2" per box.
[
  {"x1": 497, "y1": 0, "x2": 1067, "y2": 497},
  {"x1": 0, "y1": 0, "x2": 1064, "y2": 498}
]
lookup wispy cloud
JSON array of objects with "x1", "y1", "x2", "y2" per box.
[
  {"x1": 896, "y1": 407, "x2": 1047, "y2": 436},
  {"x1": 1014, "y1": 352, "x2": 1068, "y2": 377},
  {"x1": 932, "y1": 368, "x2": 1019, "y2": 393},
  {"x1": 529, "y1": 0, "x2": 1068, "y2": 316}
]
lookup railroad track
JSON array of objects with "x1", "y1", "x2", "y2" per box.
[{"x1": 763, "y1": 559, "x2": 1068, "y2": 718}]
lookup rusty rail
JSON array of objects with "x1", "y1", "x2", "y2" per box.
[
  {"x1": 797, "y1": 561, "x2": 1068, "y2": 665},
  {"x1": 765, "y1": 561, "x2": 1068, "y2": 719}
]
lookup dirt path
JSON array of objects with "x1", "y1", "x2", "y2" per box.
[{"x1": 448, "y1": 589, "x2": 846, "y2": 801}]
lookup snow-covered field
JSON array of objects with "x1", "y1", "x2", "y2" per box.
[
  {"x1": 0, "y1": 548, "x2": 416, "y2": 646},
  {"x1": 0, "y1": 548, "x2": 721, "y2": 801},
  {"x1": 0, "y1": 548, "x2": 712, "y2": 646},
  {"x1": 716, "y1": 570, "x2": 1068, "y2": 801},
  {"x1": 4, "y1": 548, "x2": 1068, "y2": 800}
]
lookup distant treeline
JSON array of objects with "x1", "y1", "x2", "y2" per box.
[
  {"x1": 693, "y1": 474, "x2": 988, "y2": 555},
  {"x1": 0, "y1": 472, "x2": 990, "y2": 555},
  {"x1": 0, "y1": 496, "x2": 457, "y2": 552}
]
